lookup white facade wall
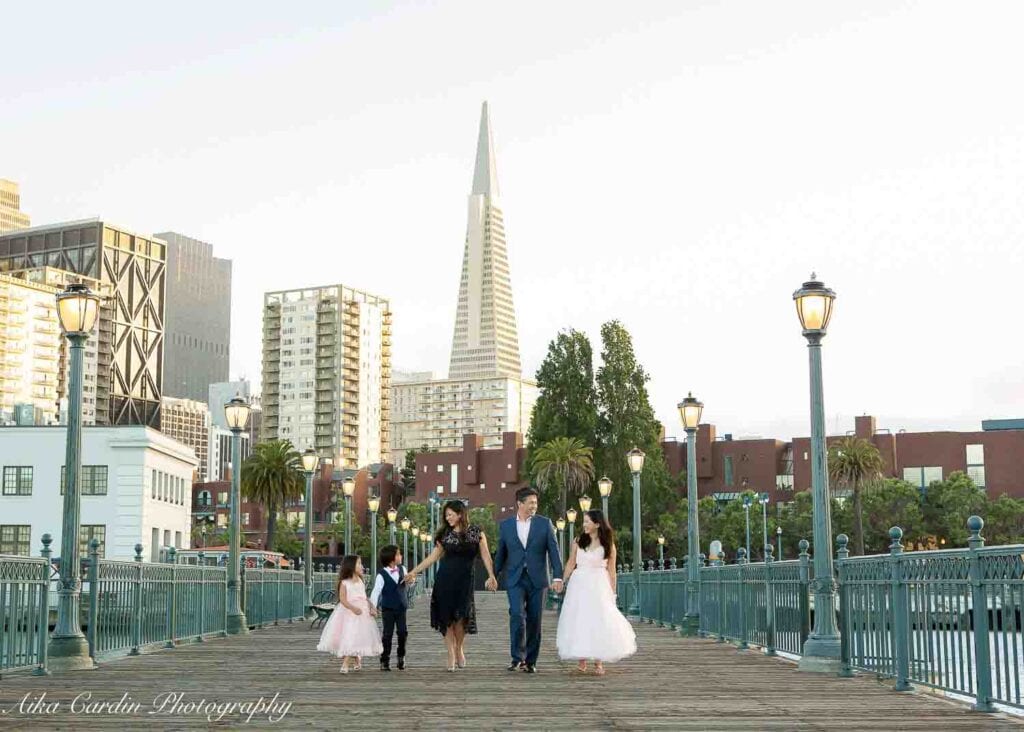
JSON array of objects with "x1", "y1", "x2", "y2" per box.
[{"x1": 0, "y1": 426, "x2": 195, "y2": 561}]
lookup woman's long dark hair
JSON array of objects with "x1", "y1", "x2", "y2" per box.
[
  {"x1": 435, "y1": 499, "x2": 469, "y2": 542},
  {"x1": 577, "y1": 510, "x2": 614, "y2": 558}
]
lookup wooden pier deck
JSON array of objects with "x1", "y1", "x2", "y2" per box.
[{"x1": 0, "y1": 593, "x2": 1020, "y2": 730}]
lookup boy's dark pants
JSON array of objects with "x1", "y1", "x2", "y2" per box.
[{"x1": 380, "y1": 608, "x2": 408, "y2": 662}]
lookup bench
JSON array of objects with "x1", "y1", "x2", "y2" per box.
[{"x1": 309, "y1": 590, "x2": 336, "y2": 629}]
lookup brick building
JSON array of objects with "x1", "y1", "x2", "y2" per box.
[
  {"x1": 414, "y1": 432, "x2": 528, "y2": 517},
  {"x1": 191, "y1": 462, "x2": 396, "y2": 554}
]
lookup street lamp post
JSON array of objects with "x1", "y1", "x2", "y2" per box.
[
  {"x1": 597, "y1": 477, "x2": 612, "y2": 518},
  {"x1": 49, "y1": 283, "x2": 100, "y2": 671},
  {"x1": 368, "y1": 495, "x2": 380, "y2": 576},
  {"x1": 555, "y1": 518, "x2": 566, "y2": 563},
  {"x1": 742, "y1": 494, "x2": 753, "y2": 560},
  {"x1": 759, "y1": 493, "x2": 770, "y2": 562},
  {"x1": 626, "y1": 447, "x2": 646, "y2": 618},
  {"x1": 678, "y1": 392, "x2": 704, "y2": 636},
  {"x1": 300, "y1": 449, "x2": 320, "y2": 612},
  {"x1": 776, "y1": 526, "x2": 783, "y2": 559},
  {"x1": 658, "y1": 535, "x2": 665, "y2": 568},
  {"x1": 566, "y1": 508, "x2": 577, "y2": 553},
  {"x1": 400, "y1": 518, "x2": 410, "y2": 567},
  {"x1": 342, "y1": 478, "x2": 355, "y2": 555},
  {"x1": 411, "y1": 527, "x2": 420, "y2": 591},
  {"x1": 793, "y1": 273, "x2": 841, "y2": 672},
  {"x1": 578, "y1": 495, "x2": 592, "y2": 514},
  {"x1": 387, "y1": 508, "x2": 398, "y2": 545},
  {"x1": 225, "y1": 395, "x2": 252, "y2": 635}
]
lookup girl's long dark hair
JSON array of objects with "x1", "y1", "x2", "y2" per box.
[
  {"x1": 336, "y1": 554, "x2": 359, "y2": 595},
  {"x1": 435, "y1": 499, "x2": 469, "y2": 542},
  {"x1": 578, "y1": 510, "x2": 614, "y2": 558}
]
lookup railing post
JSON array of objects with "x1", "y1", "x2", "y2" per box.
[
  {"x1": 33, "y1": 534, "x2": 53, "y2": 676},
  {"x1": 644, "y1": 560, "x2": 654, "y2": 623},
  {"x1": 86, "y1": 538, "x2": 100, "y2": 660},
  {"x1": 967, "y1": 516, "x2": 995, "y2": 713},
  {"x1": 765, "y1": 543, "x2": 777, "y2": 657},
  {"x1": 798, "y1": 539, "x2": 811, "y2": 647},
  {"x1": 716, "y1": 554, "x2": 725, "y2": 643},
  {"x1": 888, "y1": 527, "x2": 911, "y2": 691},
  {"x1": 130, "y1": 544, "x2": 143, "y2": 655},
  {"x1": 836, "y1": 534, "x2": 853, "y2": 677},
  {"x1": 165, "y1": 547, "x2": 177, "y2": 649},
  {"x1": 197, "y1": 551, "x2": 206, "y2": 642},
  {"x1": 737, "y1": 548, "x2": 749, "y2": 650}
]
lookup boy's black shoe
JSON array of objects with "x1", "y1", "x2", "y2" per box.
[
  {"x1": 507, "y1": 661, "x2": 525, "y2": 672},
  {"x1": 397, "y1": 657, "x2": 405, "y2": 670},
  {"x1": 380, "y1": 659, "x2": 391, "y2": 671},
  {"x1": 524, "y1": 664, "x2": 537, "y2": 674}
]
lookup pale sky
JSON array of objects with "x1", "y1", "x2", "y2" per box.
[{"x1": 4, "y1": 1, "x2": 1023, "y2": 442}]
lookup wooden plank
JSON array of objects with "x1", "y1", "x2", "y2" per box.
[{"x1": 0, "y1": 593, "x2": 1020, "y2": 729}]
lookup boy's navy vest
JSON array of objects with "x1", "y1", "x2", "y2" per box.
[{"x1": 377, "y1": 566, "x2": 408, "y2": 610}]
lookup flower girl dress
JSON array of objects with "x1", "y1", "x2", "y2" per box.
[{"x1": 317, "y1": 578, "x2": 383, "y2": 660}]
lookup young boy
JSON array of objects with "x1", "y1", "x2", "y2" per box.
[{"x1": 369, "y1": 545, "x2": 412, "y2": 671}]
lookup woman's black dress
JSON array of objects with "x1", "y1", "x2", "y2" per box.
[{"x1": 430, "y1": 525, "x2": 480, "y2": 635}]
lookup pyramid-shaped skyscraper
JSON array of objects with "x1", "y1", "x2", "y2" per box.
[{"x1": 448, "y1": 101, "x2": 522, "y2": 380}]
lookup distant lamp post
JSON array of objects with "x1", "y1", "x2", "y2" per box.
[
  {"x1": 776, "y1": 525, "x2": 783, "y2": 559},
  {"x1": 793, "y1": 273, "x2": 841, "y2": 672},
  {"x1": 597, "y1": 477, "x2": 613, "y2": 517},
  {"x1": 367, "y1": 494, "x2": 380, "y2": 576},
  {"x1": 342, "y1": 478, "x2": 355, "y2": 555},
  {"x1": 626, "y1": 447, "x2": 645, "y2": 617},
  {"x1": 224, "y1": 395, "x2": 252, "y2": 635},
  {"x1": 566, "y1": 508, "x2": 578, "y2": 552},
  {"x1": 758, "y1": 493, "x2": 770, "y2": 562},
  {"x1": 300, "y1": 449, "x2": 320, "y2": 612},
  {"x1": 578, "y1": 495, "x2": 592, "y2": 513},
  {"x1": 677, "y1": 391, "x2": 704, "y2": 636},
  {"x1": 400, "y1": 517, "x2": 411, "y2": 565},
  {"x1": 387, "y1": 508, "x2": 398, "y2": 545},
  {"x1": 49, "y1": 283, "x2": 100, "y2": 670},
  {"x1": 742, "y1": 494, "x2": 753, "y2": 560},
  {"x1": 411, "y1": 527, "x2": 421, "y2": 577},
  {"x1": 556, "y1": 517, "x2": 566, "y2": 562},
  {"x1": 657, "y1": 535, "x2": 665, "y2": 567}
]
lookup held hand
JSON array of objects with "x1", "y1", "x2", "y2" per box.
[
  {"x1": 351, "y1": 608, "x2": 362, "y2": 616},
  {"x1": 552, "y1": 579, "x2": 564, "y2": 594},
  {"x1": 403, "y1": 573, "x2": 417, "y2": 585},
  {"x1": 484, "y1": 577, "x2": 498, "y2": 592}
]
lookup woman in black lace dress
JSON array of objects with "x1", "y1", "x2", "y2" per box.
[{"x1": 406, "y1": 500, "x2": 497, "y2": 671}]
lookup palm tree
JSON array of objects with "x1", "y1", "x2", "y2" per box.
[
  {"x1": 532, "y1": 436, "x2": 595, "y2": 517},
  {"x1": 828, "y1": 436, "x2": 885, "y2": 556},
  {"x1": 240, "y1": 439, "x2": 304, "y2": 553}
]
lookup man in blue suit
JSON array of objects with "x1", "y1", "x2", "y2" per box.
[{"x1": 491, "y1": 486, "x2": 564, "y2": 673}]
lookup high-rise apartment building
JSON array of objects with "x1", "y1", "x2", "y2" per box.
[
  {"x1": 156, "y1": 232, "x2": 231, "y2": 402},
  {"x1": 0, "y1": 179, "x2": 30, "y2": 233},
  {"x1": 390, "y1": 103, "x2": 536, "y2": 461},
  {"x1": 448, "y1": 102, "x2": 522, "y2": 380},
  {"x1": 0, "y1": 268, "x2": 103, "y2": 426},
  {"x1": 160, "y1": 397, "x2": 211, "y2": 481},
  {"x1": 261, "y1": 285, "x2": 391, "y2": 468},
  {"x1": 0, "y1": 219, "x2": 167, "y2": 427}
]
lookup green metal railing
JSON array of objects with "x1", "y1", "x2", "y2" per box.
[
  {"x1": 0, "y1": 546, "x2": 51, "y2": 675},
  {"x1": 85, "y1": 543, "x2": 227, "y2": 658},
  {"x1": 241, "y1": 567, "x2": 306, "y2": 627},
  {"x1": 621, "y1": 516, "x2": 1021, "y2": 713}
]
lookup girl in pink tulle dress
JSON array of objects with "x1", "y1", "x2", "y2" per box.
[{"x1": 317, "y1": 555, "x2": 383, "y2": 672}]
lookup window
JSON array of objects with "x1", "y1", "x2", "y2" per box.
[
  {"x1": 966, "y1": 444, "x2": 986, "y2": 488},
  {"x1": 0, "y1": 525, "x2": 31, "y2": 555},
  {"x1": 60, "y1": 466, "x2": 109, "y2": 495},
  {"x1": 79, "y1": 525, "x2": 106, "y2": 558},
  {"x1": 450, "y1": 464, "x2": 459, "y2": 494},
  {"x1": 218, "y1": 491, "x2": 228, "y2": 506},
  {"x1": 242, "y1": 513, "x2": 250, "y2": 526},
  {"x1": 217, "y1": 514, "x2": 228, "y2": 528},
  {"x1": 152, "y1": 470, "x2": 157, "y2": 499},
  {"x1": 903, "y1": 466, "x2": 943, "y2": 493},
  {"x1": 437, "y1": 465, "x2": 443, "y2": 473},
  {"x1": 198, "y1": 491, "x2": 212, "y2": 507},
  {"x1": 174, "y1": 531, "x2": 182, "y2": 549},
  {"x1": 724, "y1": 456, "x2": 734, "y2": 487},
  {"x1": 2, "y1": 466, "x2": 33, "y2": 495},
  {"x1": 776, "y1": 475, "x2": 794, "y2": 490},
  {"x1": 163, "y1": 529, "x2": 171, "y2": 547}
]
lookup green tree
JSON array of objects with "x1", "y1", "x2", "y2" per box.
[
  {"x1": 394, "y1": 449, "x2": 417, "y2": 506},
  {"x1": 775, "y1": 491, "x2": 847, "y2": 560},
  {"x1": 828, "y1": 436, "x2": 885, "y2": 556},
  {"x1": 272, "y1": 518, "x2": 303, "y2": 558},
  {"x1": 860, "y1": 479, "x2": 924, "y2": 553},
  {"x1": 468, "y1": 505, "x2": 499, "y2": 547},
  {"x1": 922, "y1": 471, "x2": 986, "y2": 547},
  {"x1": 594, "y1": 320, "x2": 676, "y2": 561},
  {"x1": 240, "y1": 439, "x2": 304, "y2": 552},
  {"x1": 532, "y1": 436, "x2": 595, "y2": 518},
  {"x1": 527, "y1": 329, "x2": 600, "y2": 456},
  {"x1": 981, "y1": 494, "x2": 1024, "y2": 546}
]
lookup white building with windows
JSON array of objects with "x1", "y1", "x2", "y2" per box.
[{"x1": 0, "y1": 425, "x2": 195, "y2": 561}]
